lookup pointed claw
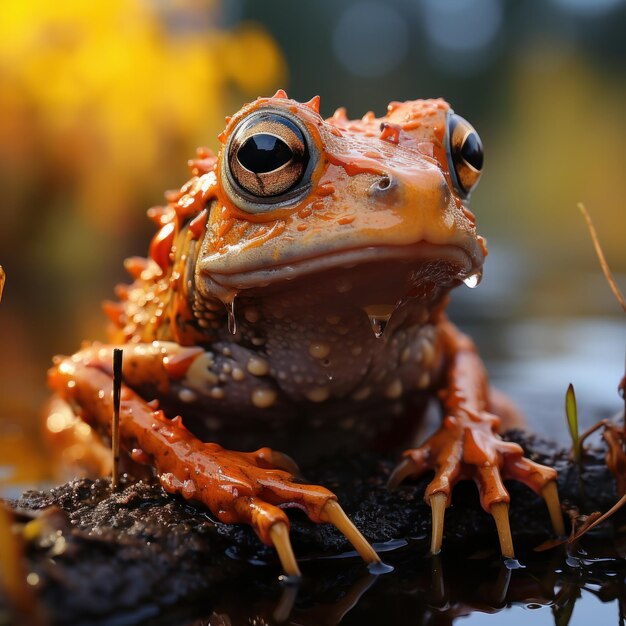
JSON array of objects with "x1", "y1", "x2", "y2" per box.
[
  {"x1": 269, "y1": 522, "x2": 301, "y2": 578},
  {"x1": 321, "y1": 499, "x2": 380, "y2": 564},
  {"x1": 491, "y1": 502, "x2": 514, "y2": 559},
  {"x1": 429, "y1": 492, "x2": 447, "y2": 555},
  {"x1": 270, "y1": 450, "x2": 301, "y2": 477},
  {"x1": 541, "y1": 481, "x2": 565, "y2": 537},
  {"x1": 387, "y1": 457, "x2": 417, "y2": 489}
]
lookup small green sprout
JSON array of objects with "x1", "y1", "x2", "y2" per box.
[{"x1": 565, "y1": 383, "x2": 581, "y2": 464}]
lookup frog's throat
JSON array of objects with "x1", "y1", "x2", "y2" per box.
[{"x1": 201, "y1": 241, "x2": 479, "y2": 293}]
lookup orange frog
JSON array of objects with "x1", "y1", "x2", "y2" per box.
[{"x1": 47, "y1": 91, "x2": 564, "y2": 576}]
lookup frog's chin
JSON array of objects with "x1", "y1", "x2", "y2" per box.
[{"x1": 203, "y1": 241, "x2": 480, "y2": 308}]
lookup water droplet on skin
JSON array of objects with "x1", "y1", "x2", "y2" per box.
[
  {"x1": 226, "y1": 298, "x2": 237, "y2": 334},
  {"x1": 251, "y1": 388, "x2": 277, "y2": 408},
  {"x1": 363, "y1": 304, "x2": 394, "y2": 339},
  {"x1": 370, "y1": 316, "x2": 389, "y2": 338},
  {"x1": 309, "y1": 342, "x2": 331, "y2": 359},
  {"x1": 247, "y1": 356, "x2": 269, "y2": 377},
  {"x1": 463, "y1": 270, "x2": 483, "y2": 289}
]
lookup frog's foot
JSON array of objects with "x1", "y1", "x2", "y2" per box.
[
  {"x1": 157, "y1": 441, "x2": 382, "y2": 578},
  {"x1": 389, "y1": 412, "x2": 564, "y2": 557},
  {"x1": 50, "y1": 359, "x2": 380, "y2": 578}
]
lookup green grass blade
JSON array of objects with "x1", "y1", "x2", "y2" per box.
[{"x1": 565, "y1": 383, "x2": 581, "y2": 463}]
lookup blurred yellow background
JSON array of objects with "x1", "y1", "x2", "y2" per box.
[{"x1": 0, "y1": 0, "x2": 624, "y2": 494}]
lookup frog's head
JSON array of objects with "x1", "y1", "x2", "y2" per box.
[{"x1": 195, "y1": 91, "x2": 486, "y2": 326}]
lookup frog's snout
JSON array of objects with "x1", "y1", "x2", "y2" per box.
[
  {"x1": 367, "y1": 168, "x2": 452, "y2": 217},
  {"x1": 368, "y1": 173, "x2": 399, "y2": 202}
]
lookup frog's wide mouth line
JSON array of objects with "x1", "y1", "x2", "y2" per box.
[{"x1": 205, "y1": 241, "x2": 479, "y2": 291}]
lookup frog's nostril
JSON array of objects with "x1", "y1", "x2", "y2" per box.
[
  {"x1": 370, "y1": 175, "x2": 395, "y2": 197},
  {"x1": 377, "y1": 175, "x2": 392, "y2": 191}
]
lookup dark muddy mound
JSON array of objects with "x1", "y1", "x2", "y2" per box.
[{"x1": 2, "y1": 430, "x2": 623, "y2": 625}]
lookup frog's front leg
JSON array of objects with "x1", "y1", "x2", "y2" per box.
[
  {"x1": 48, "y1": 343, "x2": 380, "y2": 576},
  {"x1": 390, "y1": 321, "x2": 565, "y2": 557}
]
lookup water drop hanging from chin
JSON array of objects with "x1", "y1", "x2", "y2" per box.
[
  {"x1": 370, "y1": 316, "x2": 389, "y2": 339},
  {"x1": 363, "y1": 304, "x2": 394, "y2": 339},
  {"x1": 226, "y1": 297, "x2": 237, "y2": 335},
  {"x1": 463, "y1": 270, "x2": 483, "y2": 289}
]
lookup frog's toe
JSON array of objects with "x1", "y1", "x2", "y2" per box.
[
  {"x1": 541, "y1": 481, "x2": 565, "y2": 537},
  {"x1": 389, "y1": 440, "x2": 466, "y2": 555},
  {"x1": 268, "y1": 497, "x2": 380, "y2": 573},
  {"x1": 229, "y1": 450, "x2": 380, "y2": 572},
  {"x1": 269, "y1": 521, "x2": 301, "y2": 577},
  {"x1": 319, "y1": 499, "x2": 381, "y2": 564},
  {"x1": 501, "y1": 454, "x2": 564, "y2": 536},
  {"x1": 429, "y1": 492, "x2": 447, "y2": 554},
  {"x1": 253, "y1": 446, "x2": 302, "y2": 477},
  {"x1": 230, "y1": 496, "x2": 301, "y2": 576},
  {"x1": 387, "y1": 449, "x2": 430, "y2": 489},
  {"x1": 490, "y1": 502, "x2": 514, "y2": 558},
  {"x1": 392, "y1": 419, "x2": 564, "y2": 557}
]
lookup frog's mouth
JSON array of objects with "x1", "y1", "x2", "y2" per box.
[{"x1": 202, "y1": 241, "x2": 481, "y2": 307}]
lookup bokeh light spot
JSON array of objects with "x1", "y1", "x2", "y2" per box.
[
  {"x1": 333, "y1": 2, "x2": 409, "y2": 78},
  {"x1": 421, "y1": 0, "x2": 502, "y2": 54},
  {"x1": 417, "y1": 0, "x2": 503, "y2": 74}
]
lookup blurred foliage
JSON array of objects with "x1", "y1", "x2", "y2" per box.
[
  {"x1": 0, "y1": 0, "x2": 285, "y2": 486},
  {"x1": 0, "y1": 0, "x2": 284, "y2": 232}
]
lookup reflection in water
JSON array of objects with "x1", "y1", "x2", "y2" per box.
[{"x1": 196, "y1": 539, "x2": 626, "y2": 626}]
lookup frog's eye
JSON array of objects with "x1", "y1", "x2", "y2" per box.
[
  {"x1": 226, "y1": 111, "x2": 312, "y2": 209},
  {"x1": 446, "y1": 113, "x2": 483, "y2": 198}
]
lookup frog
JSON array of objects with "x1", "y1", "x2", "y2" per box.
[{"x1": 47, "y1": 90, "x2": 564, "y2": 577}]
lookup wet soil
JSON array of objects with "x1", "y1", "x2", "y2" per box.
[{"x1": 1, "y1": 430, "x2": 625, "y2": 625}]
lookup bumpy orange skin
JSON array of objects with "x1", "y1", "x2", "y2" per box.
[{"x1": 48, "y1": 91, "x2": 558, "y2": 551}]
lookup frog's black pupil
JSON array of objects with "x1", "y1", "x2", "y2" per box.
[
  {"x1": 237, "y1": 134, "x2": 293, "y2": 174},
  {"x1": 461, "y1": 132, "x2": 483, "y2": 171}
]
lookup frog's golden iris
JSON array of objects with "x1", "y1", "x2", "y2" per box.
[
  {"x1": 446, "y1": 113, "x2": 483, "y2": 197},
  {"x1": 225, "y1": 110, "x2": 315, "y2": 210}
]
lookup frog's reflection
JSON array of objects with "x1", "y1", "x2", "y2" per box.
[
  {"x1": 174, "y1": 538, "x2": 626, "y2": 626},
  {"x1": 182, "y1": 547, "x2": 626, "y2": 626}
]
